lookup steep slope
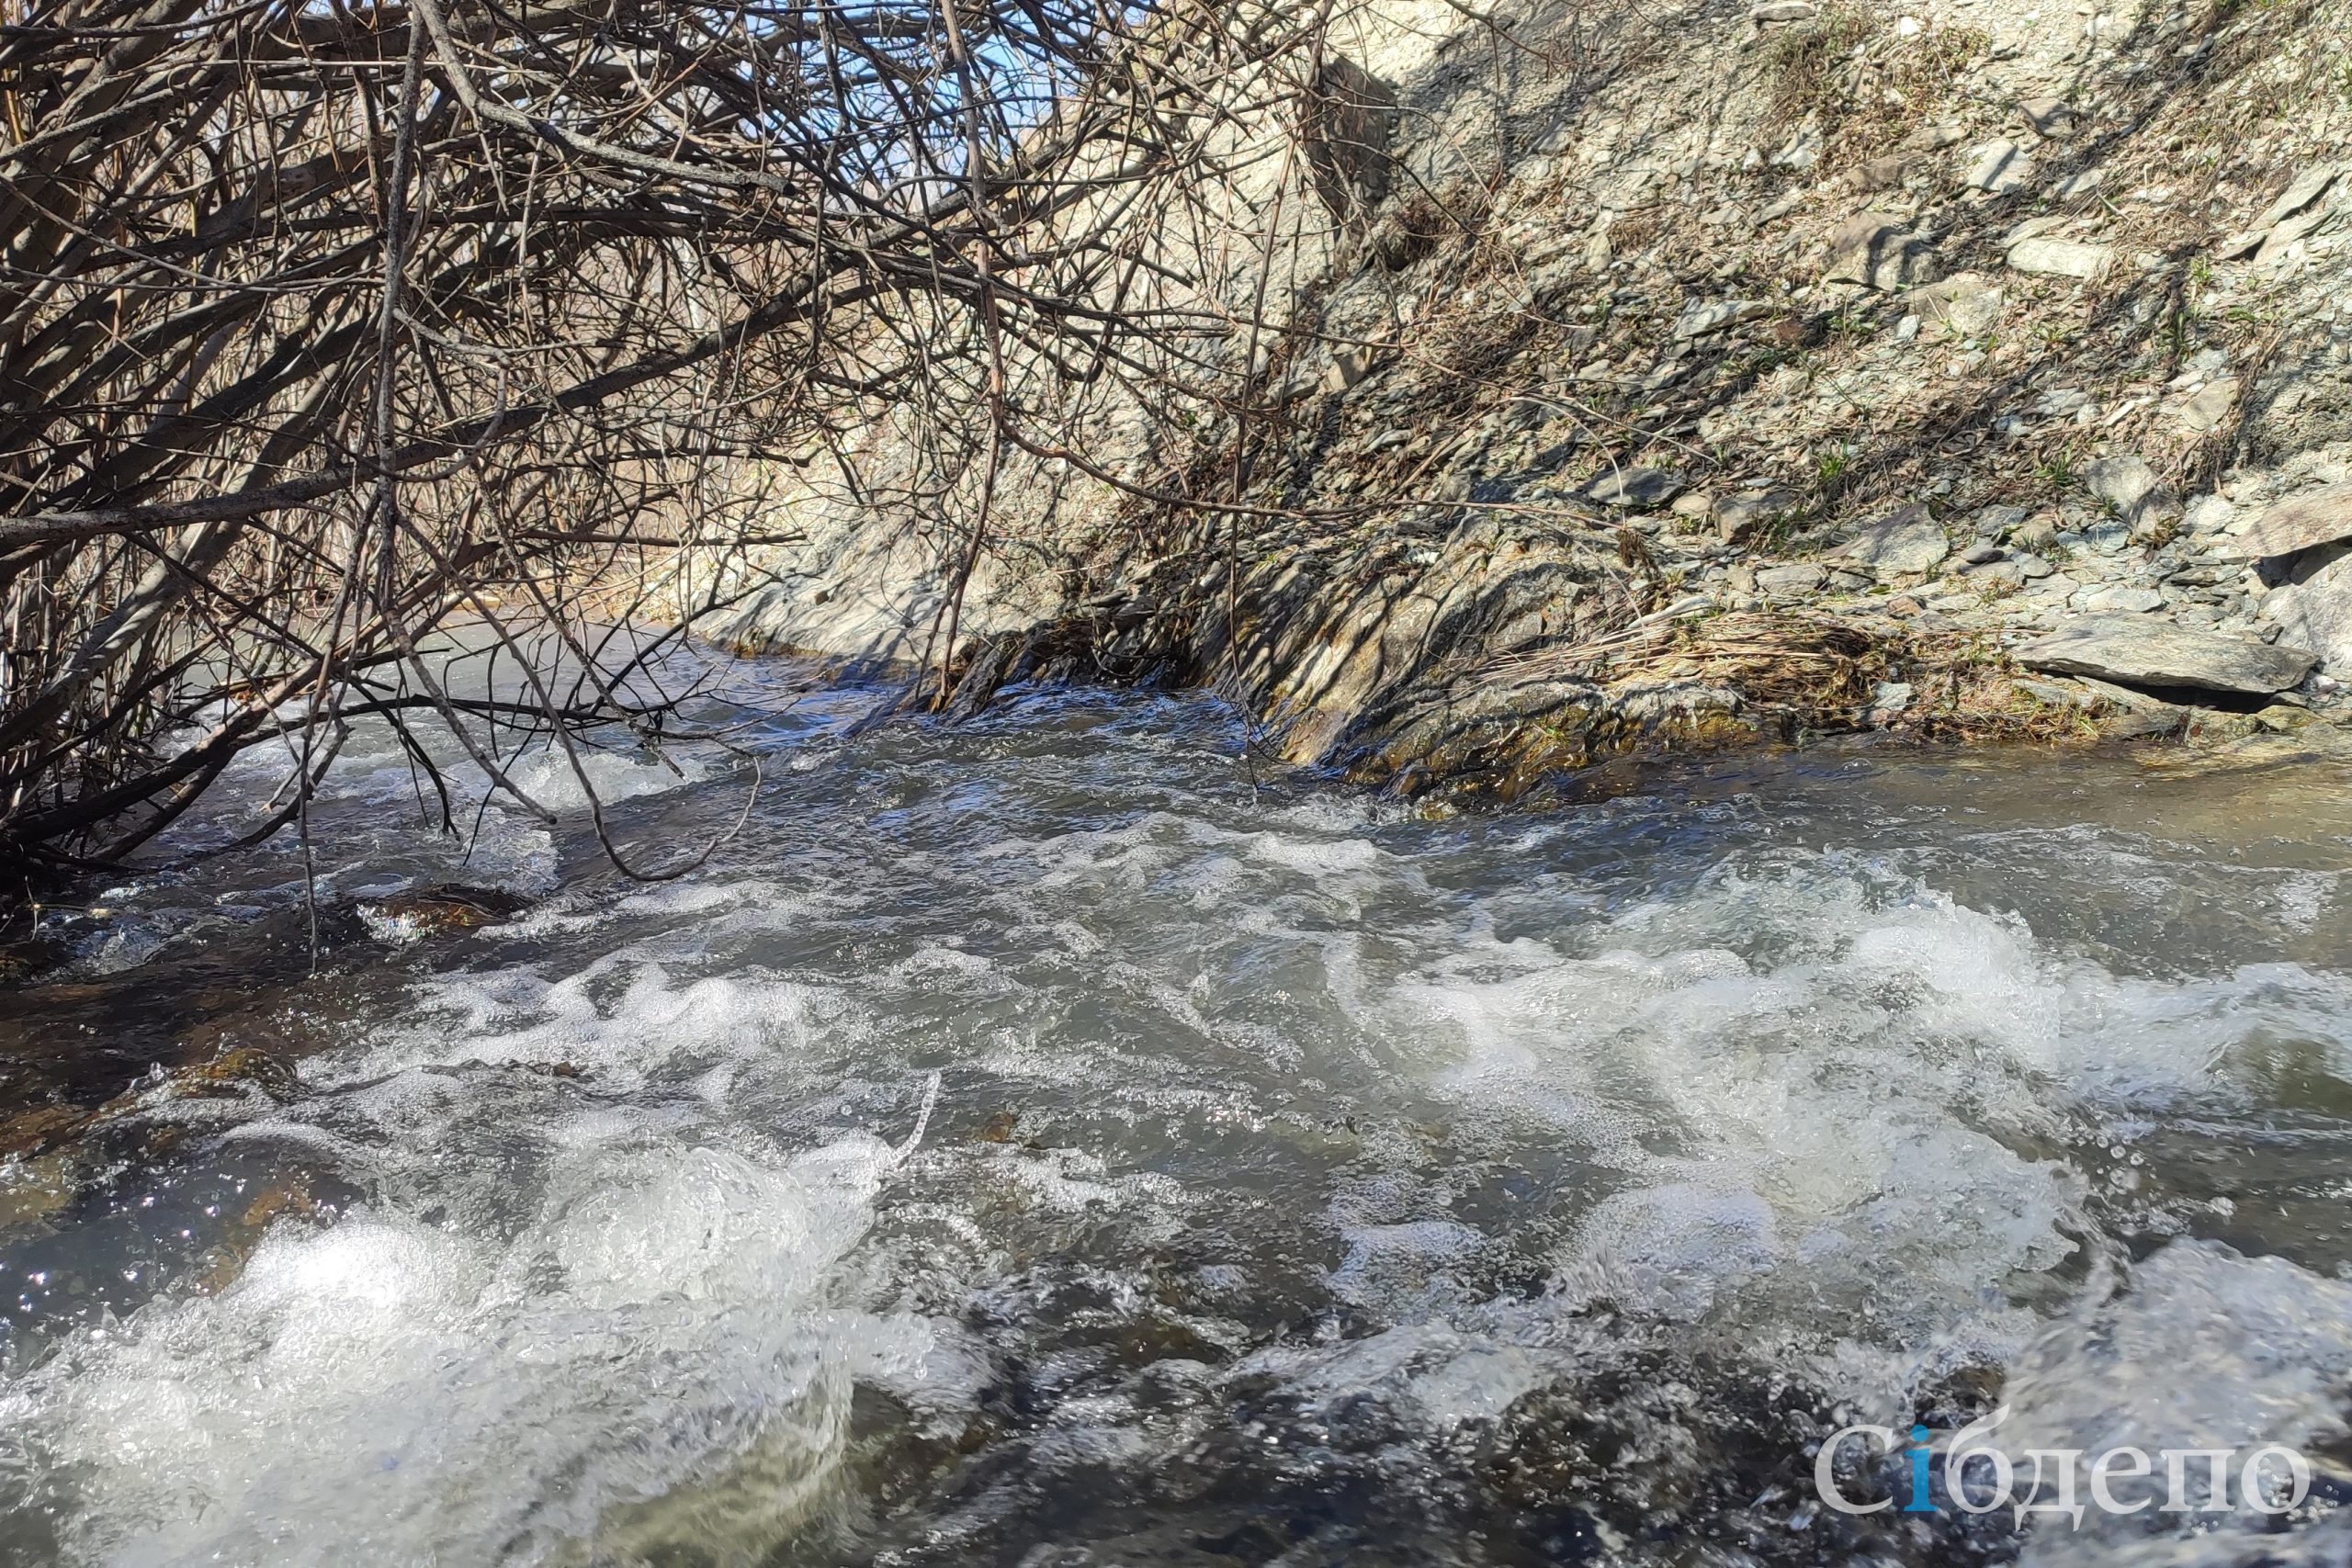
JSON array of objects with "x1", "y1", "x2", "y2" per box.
[{"x1": 694, "y1": 0, "x2": 2352, "y2": 791}]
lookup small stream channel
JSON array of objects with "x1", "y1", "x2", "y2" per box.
[{"x1": 4, "y1": 650, "x2": 2351, "y2": 1566}]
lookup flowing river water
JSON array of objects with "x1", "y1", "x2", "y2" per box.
[{"x1": 4, "y1": 650, "x2": 2352, "y2": 1567}]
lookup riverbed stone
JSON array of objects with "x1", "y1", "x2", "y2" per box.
[
  {"x1": 2016, "y1": 617, "x2": 2317, "y2": 694},
  {"x1": 2260, "y1": 544, "x2": 2352, "y2": 673},
  {"x1": 2081, "y1": 584, "x2": 2165, "y2": 615},
  {"x1": 2221, "y1": 481, "x2": 2352, "y2": 559},
  {"x1": 2007, "y1": 237, "x2": 2112, "y2": 280},
  {"x1": 2079, "y1": 455, "x2": 2177, "y2": 534},
  {"x1": 1836, "y1": 502, "x2": 1950, "y2": 578},
  {"x1": 1585, "y1": 468, "x2": 1685, "y2": 508},
  {"x1": 1756, "y1": 562, "x2": 1826, "y2": 596}
]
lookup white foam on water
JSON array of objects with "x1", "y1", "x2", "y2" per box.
[
  {"x1": 2005, "y1": 1240, "x2": 2352, "y2": 1565},
  {"x1": 1356, "y1": 860, "x2": 2352, "y2": 1354},
  {"x1": 0, "y1": 1134, "x2": 932, "y2": 1568},
  {"x1": 506, "y1": 744, "x2": 709, "y2": 813}
]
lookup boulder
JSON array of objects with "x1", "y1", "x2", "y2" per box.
[
  {"x1": 2219, "y1": 481, "x2": 2352, "y2": 559},
  {"x1": 1835, "y1": 502, "x2": 1950, "y2": 577},
  {"x1": 2260, "y1": 543, "x2": 2352, "y2": 673},
  {"x1": 2007, "y1": 237, "x2": 2112, "y2": 279},
  {"x1": 2015, "y1": 618, "x2": 2316, "y2": 694}
]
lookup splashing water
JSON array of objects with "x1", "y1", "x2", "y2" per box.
[{"x1": 4, "y1": 656, "x2": 2351, "y2": 1566}]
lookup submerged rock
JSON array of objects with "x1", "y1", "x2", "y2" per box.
[
  {"x1": 2016, "y1": 618, "x2": 2317, "y2": 695},
  {"x1": 357, "y1": 885, "x2": 533, "y2": 939}
]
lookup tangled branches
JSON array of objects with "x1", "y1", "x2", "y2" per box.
[{"x1": 0, "y1": 0, "x2": 1359, "y2": 883}]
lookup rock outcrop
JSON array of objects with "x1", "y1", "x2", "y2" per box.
[{"x1": 674, "y1": 0, "x2": 2352, "y2": 789}]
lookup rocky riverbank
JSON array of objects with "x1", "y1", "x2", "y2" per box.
[{"x1": 684, "y1": 0, "x2": 2352, "y2": 795}]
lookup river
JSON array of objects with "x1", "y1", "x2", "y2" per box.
[{"x1": 3, "y1": 648, "x2": 2350, "y2": 1566}]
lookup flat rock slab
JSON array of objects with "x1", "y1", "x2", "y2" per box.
[
  {"x1": 1674, "y1": 299, "x2": 1771, "y2": 338},
  {"x1": 1584, "y1": 468, "x2": 1684, "y2": 508},
  {"x1": 2007, "y1": 237, "x2": 2112, "y2": 279},
  {"x1": 2016, "y1": 617, "x2": 2316, "y2": 694},
  {"x1": 1907, "y1": 272, "x2": 2003, "y2": 336},
  {"x1": 1756, "y1": 562, "x2": 1826, "y2": 595},
  {"x1": 2222, "y1": 482, "x2": 2352, "y2": 560},
  {"x1": 1823, "y1": 218, "x2": 1936, "y2": 290},
  {"x1": 1837, "y1": 502, "x2": 1949, "y2": 577}
]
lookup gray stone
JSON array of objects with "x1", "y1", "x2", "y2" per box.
[
  {"x1": 1749, "y1": 0, "x2": 1815, "y2": 17},
  {"x1": 1973, "y1": 503, "x2": 2030, "y2": 539},
  {"x1": 1756, "y1": 562, "x2": 1826, "y2": 596},
  {"x1": 2020, "y1": 97, "x2": 2078, "y2": 137},
  {"x1": 2081, "y1": 585, "x2": 2165, "y2": 614},
  {"x1": 1836, "y1": 502, "x2": 1950, "y2": 577},
  {"x1": 2079, "y1": 455, "x2": 2177, "y2": 532},
  {"x1": 1907, "y1": 273, "x2": 2004, "y2": 337},
  {"x1": 2012, "y1": 551, "x2": 2056, "y2": 579},
  {"x1": 2220, "y1": 482, "x2": 2352, "y2": 560},
  {"x1": 1964, "y1": 560, "x2": 2025, "y2": 592},
  {"x1": 1714, "y1": 489, "x2": 1798, "y2": 544},
  {"x1": 2176, "y1": 378, "x2": 2240, "y2": 434},
  {"x1": 1674, "y1": 299, "x2": 1772, "y2": 338},
  {"x1": 1871, "y1": 680, "x2": 1915, "y2": 714},
  {"x1": 2007, "y1": 237, "x2": 2113, "y2": 279},
  {"x1": 2254, "y1": 164, "x2": 2346, "y2": 233},
  {"x1": 1823, "y1": 218, "x2": 1937, "y2": 290},
  {"x1": 1584, "y1": 468, "x2": 1685, "y2": 508},
  {"x1": 2266, "y1": 547, "x2": 2352, "y2": 673},
  {"x1": 2083, "y1": 519, "x2": 2132, "y2": 554},
  {"x1": 1826, "y1": 568, "x2": 1875, "y2": 592},
  {"x1": 2015, "y1": 617, "x2": 2318, "y2": 694},
  {"x1": 1960, "y1": 541, "x2": 2006, "y2": 565},
  {"x1": 1965, "y1": 140, "x2": 2033, "y2": 195}
]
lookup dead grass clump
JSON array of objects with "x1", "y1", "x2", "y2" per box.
[
  {"x1": 1765, "y1": 7, "x2": 1882, "y2": 130},
  {"x1": 1767, "y1": 9, "x2": 1989, "y2": 165}
]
